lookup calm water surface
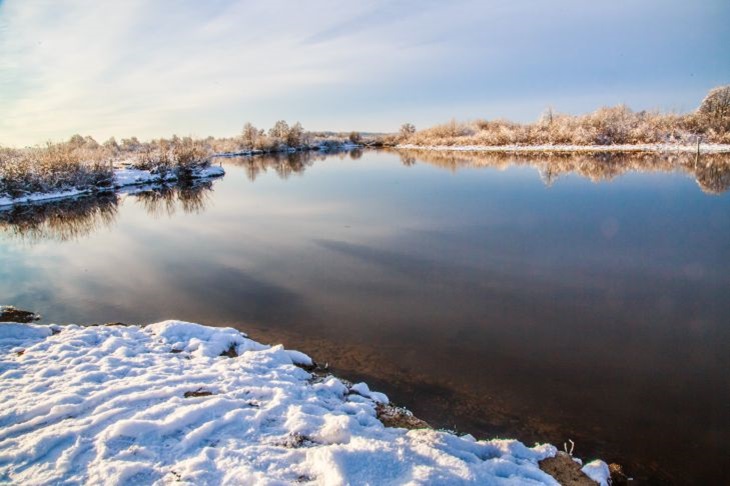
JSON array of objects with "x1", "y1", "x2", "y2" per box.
[{"x1": 2, "y1": 150, "x2": 729, "y2": 484}]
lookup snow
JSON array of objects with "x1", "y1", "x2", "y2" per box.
[
  {"x1": 0, "y1": 320, "x2": 565, "y2": 485},
  {"x1": 112, "y1": 165, "x2": 224, "y2": 188},
  {"x1": 581, "y1": 460, "x2": 611, "y2": 486},
  {"x1": 0, "y1": 188, "x2": 90, "y2": 208},
  {"x1": 397, "y1": 143, "x2": 730, "y2": 153},
  {"x1": 0, "y1": 165, "x2": 225, "y2": 208}
]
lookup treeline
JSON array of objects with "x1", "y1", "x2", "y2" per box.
[
  {"x1": 209, "y1": 121, "x2": 364, "y2": 154},
  {"x1": 391, "y1": 85, "x2": 730, "y2": 147}
]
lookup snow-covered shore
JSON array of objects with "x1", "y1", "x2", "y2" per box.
[
  {"x1": 213, "y1": 142, "x2": 362, "y2": 158},
  {"x1": 0, "y1": 165, "x2": 224, "y2": 208},
  {"x1": 397, "y1": 143, "x2": 730, "y2": 154},
  {"x1": 0, "y1": 320, "x2": 610, "y2": 485}
]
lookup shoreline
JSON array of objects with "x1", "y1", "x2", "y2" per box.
[
  {"x1": 212, "y1": 142, "x2": 362, "y2": 158},
  {"x1": 396, "y1": 143, "x2": 730, "y2": 154},
  {"x1": 0, "y1": 317, "x2": 612, "y2": 485},
  {"x1": 0, "y1": 164, "x2": 224, "y2": 209}
]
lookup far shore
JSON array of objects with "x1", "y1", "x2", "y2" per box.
[{"x1": 396, "y1": 143, "x2": 730, "y2": 154}]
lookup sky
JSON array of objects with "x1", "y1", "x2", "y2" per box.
[{"x1": 1, "y1": 0, "x2": 729, "y2": 146}]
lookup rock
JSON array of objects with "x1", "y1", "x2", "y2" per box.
[
  {"x1": 0, "y1": 306, "x2": 40, "y2": 323},
  {"x1": 539, "y1": 451, "x2": 598, "y2": 485}
]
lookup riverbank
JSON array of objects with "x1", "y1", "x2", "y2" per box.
[
  {"x1": 213, "y1": 141, "x2": 362, "y2": 158},
  {"x1": 396, "y1": 143, "x2": 730, "y2": 154},
  {"x1": 0, "y1": 164, "x2": 224, "y2": 208},
  {"x1": 0, "y1": 319, "x2": 610, "y2": 485}
]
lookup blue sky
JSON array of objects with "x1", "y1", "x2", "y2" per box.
[{"x1": 1, "y1": 0, "x2": 728, "y2": 146}]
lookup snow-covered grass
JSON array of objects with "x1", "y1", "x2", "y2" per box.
[
  {"x1": 1, "y1": 137, "x2": 223, "y2": 208},
  {"x1": 0, "y1": 320, "x2": 609, "y2": 485},
  {"x1": 0, "y1": 165, "x2": 223, "y2": 208}
]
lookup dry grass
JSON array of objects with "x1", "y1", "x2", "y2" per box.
[
  {"x1": 1, "y1": 135, "x2": 214, "y2": 199},
  {"x1": 0, "y1": 141, "x2": 113, "y2": 198},
  {"x1": 396, "y1": 86, "x2": 730, "y2": 147}
]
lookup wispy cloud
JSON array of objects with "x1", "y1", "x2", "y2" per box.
[{"x1": 1, "y1": 0, "x2": 728, "y2": 146}]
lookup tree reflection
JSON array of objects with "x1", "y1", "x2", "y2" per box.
[
  {"x1": 0, "y1": 193, "x2": 119, "y2": 241},
  {"x1": 218, "y1": 148, "x2": 359, "y2": 181},
  {"x1": 134, "y1": 180, "x2": 213, "y2": 217},
  {"x1": 395, "y1": 149, "x2": 730, "y2": 194},
  {"x1": 0, "y1": 181, "x2": 215, "y2": 242}
]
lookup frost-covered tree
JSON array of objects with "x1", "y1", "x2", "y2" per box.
[
  {"x1": 349, "y1": 131, "x2": 362, "y2": 144},
  {"x1": 120, "y1": 137, "x2": 141, "y2": 152},
  {"x1": 286, "y1": 122, "x2": 304, "y2": 147},
  {"x1": 399, "y1": 123, "x2": 416, "y2": 140},
  {"x1": 83, "y1": 136, "x2": 99, "y2": 149},
  {"x1": 241, "y1": 122, "x2": 259, "y2": 149},
  {"x1": 68, "y1": 134, "x2": 86, "y2": 148},
  {"x1": 103, "y1": 137, "x2": 119, "y2": 151},
  {"x1": 698, "y1": 85, "x2": 730, "y2": 128},
  {"x1": 269, "y1": 120, "x2": 290, "y2": 141}
]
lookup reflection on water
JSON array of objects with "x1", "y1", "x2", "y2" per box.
[
  {"x1": 1, "y1": 149, "x2": 729, "y2": 483},
  {"x1": 0, "y1": 194, "x2": 119, "y2": 241},
  {"x1": 133, "y1": 181, "x2": 214, "y2": 218},
  {"x1": 220, "y1": 148, "x2": 364, "y2": 181},
  {"x1": 0, "y1": 181, "x2": 215, "y2": 241},
  {"x1": 396, "y1": 149, "x2": 730, "y2": 194}
]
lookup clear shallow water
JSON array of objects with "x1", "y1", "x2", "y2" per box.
[{"x1": 1, "y1": 150, "x2": 729, "y2": 483}]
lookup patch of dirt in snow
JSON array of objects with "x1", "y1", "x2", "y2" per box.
[
  {"x1": 183, "y1": 389, "x2": 214, "y2": 398},
  {"x1": 539, "y1": 452, "x2": 596, "y2": 485},
  {"x1": 376, "y1": 403, "x2": 430, "y2": 430}
]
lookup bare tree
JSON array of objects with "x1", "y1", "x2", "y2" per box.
[
  {"x1": 349, "y1": 131, "x2": 362, "y2": 144},
  {"x1": 269, "y1": 120, "x2": 290, "y2": 141},
  {"x1": 286, "y1": 122, "x2": 304, "y2": 147},
  {"x1": 241, "y1": 122, "x2": 259, "y2": 149},
  {"x1": 399, "y1": 123, "x2": 416, "y2": 140},
  {"x1": 698, "y1": 85, "x2": 730, "y2": 126}
]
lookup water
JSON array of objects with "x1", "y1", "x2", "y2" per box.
[{"x1": 2, "y1": 149, "x2": 729, "y2": 483}]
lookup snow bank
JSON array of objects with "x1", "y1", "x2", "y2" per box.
[
  {"x1": 581, "y1": 460, "x2": 611, "y2": 486},
  {"x1": 112, "y1": 165, "x2": 224, "y2": 188},
  {"x1": 0, "y1": 165, "x2": 224, "y2": 208},
  {"x1": 0, "y1": 323, "x2": 54, "y2": 347},
  {"x1": 0, "y1": 320, "x2": 562, "y2": 485},
  {"x1": 0, "y1": 188, "x2": 91, "y2": 208},
  {"x1": 397, "y1": 143, "x2": 730, "y2": 153}
]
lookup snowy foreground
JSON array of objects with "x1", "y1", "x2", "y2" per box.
[
  {"x1": 397, "y1": 143, "x2": 730, "y2": 153},
  {"x1": 0, "y1": 321, "x2": 609, "y2": 485},
  {"x1": 0, "y1": 165, "x2": 225, "y2": 208}
]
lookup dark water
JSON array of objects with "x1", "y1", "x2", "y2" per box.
[{"x1": 2, "y1": 149, "x2": 729, "y2": 484}]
